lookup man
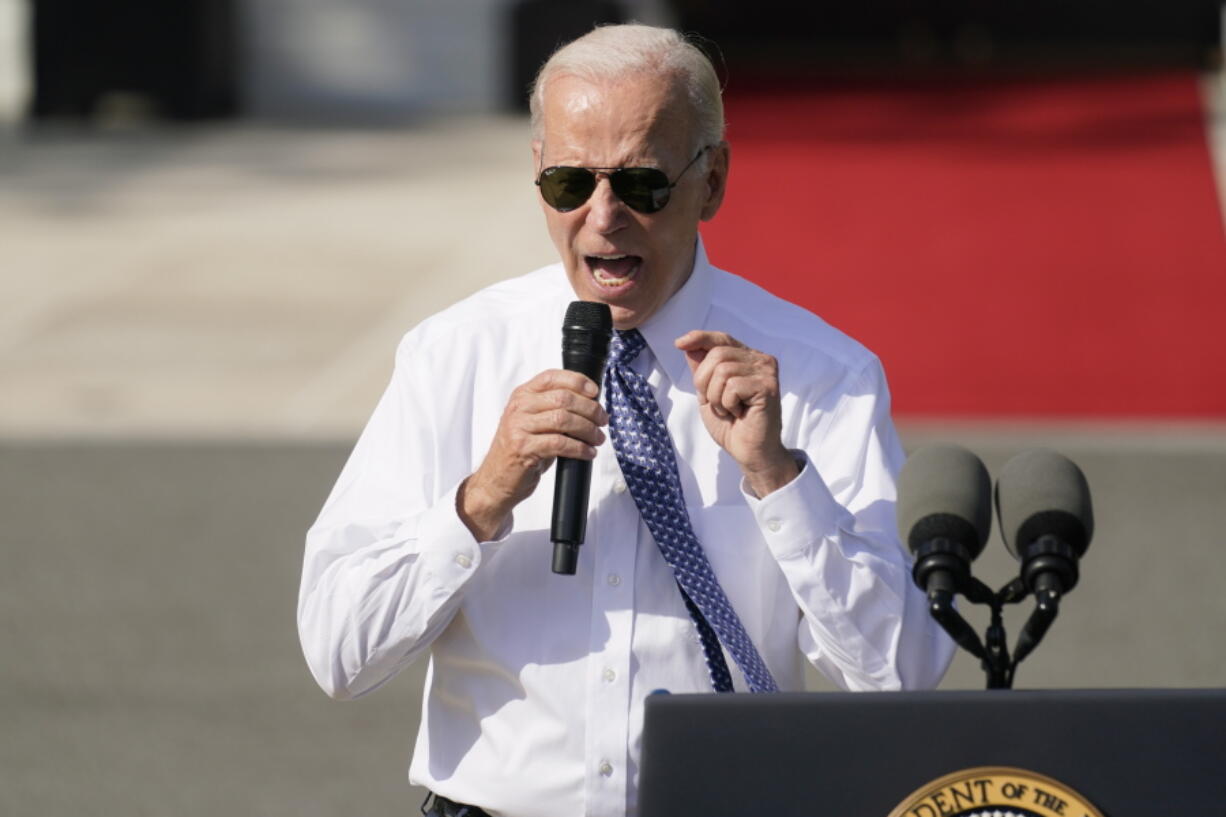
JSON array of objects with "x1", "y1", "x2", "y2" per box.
[{"x1": 299, "y1": 23, "x2": 954, "y2": 817}]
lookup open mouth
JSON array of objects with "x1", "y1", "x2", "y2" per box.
[{"x1": 586, "y1": 254, "x2": 642, "y2": 288}]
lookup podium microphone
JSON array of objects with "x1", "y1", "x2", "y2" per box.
[
  {"x1": 897, "y1": 445, "x2": 994, "y2": 659},
  {"x1": 898, "y1": 444, "x2": 994, "y2": 600},
  {"x1": 551, "y1": 301, "x2": 613, "y2": 575},
  {"x1": 995, "y1": 448, "x2": 1094, "y2": 663}
]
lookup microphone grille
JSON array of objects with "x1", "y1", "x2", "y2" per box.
[
  {"x1": 896, "y1": 444, "x2": 992, "y2": 558},
  {"x1": 564, "y1": 301, "x2": 613, "y2": 331},
  {"x1": 995, "y1": 448, "x2": 1093, "y2": 559}
]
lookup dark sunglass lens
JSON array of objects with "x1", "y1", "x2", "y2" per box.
[
  {"x1": 611, "y1": 167, "x2": 670, "y2": 213},
  {"x1": 540, "y1": 167, "x2": 596, "y2": 212}
]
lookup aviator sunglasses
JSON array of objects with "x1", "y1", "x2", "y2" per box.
[{"x1": 535, "y1": 146, "x2": 712, "y2": 214}]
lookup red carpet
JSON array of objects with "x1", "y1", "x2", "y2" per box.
[{"x1": 703, "y1": 72, "x2": 1226, "y2": 418}]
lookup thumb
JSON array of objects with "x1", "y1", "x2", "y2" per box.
[
  {"x1": 675, "y1": 330, "x2": 709, "y2": 376},
  {"x1": 682, "y1": 347, "x2": 707, "y2": 377}
]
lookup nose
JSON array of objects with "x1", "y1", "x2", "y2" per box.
[{"x1": 584, "y1": 174, "x2": 627, "y2": 234}]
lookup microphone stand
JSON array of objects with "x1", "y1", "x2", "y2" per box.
[{"x1": 927, "y1": 574, "x2": 1066, "y2": 690}]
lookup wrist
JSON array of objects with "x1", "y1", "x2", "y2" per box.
[
  {"x1": 457, "y1": 475, "x2": 513, "y2": 542},
  {"x1": 741, "y1": 447, "x2": 801, "y2": 499}
]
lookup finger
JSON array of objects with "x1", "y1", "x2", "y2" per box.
[
  {"x1": 523, "y1": 407, "x2": 607, "y2": 447},
  {"x1": 674, "y1": 329, "x2": 747, "y2": 352},
  {"x1": 708, "y1": 365, "x2": 760, "y2": 420},
  {"x1": 703, "y1": 359, "x2": 734, "y2": 413},
  {"x1": 518, "y1": 388, "x2": 609, "y2": 427},
  {"x1": 681, "y1": 347, "x2": 707, "y2": 378},
  {"x1": 533, "y1": 432, "x2": 599, "y2": 461},
  {"x1": 525, "y1": 368, "x2": 600, "y2": 398},
  {"x1": 504, "y1": 428, "x2": 599, "y2": 468},
  {"x1": 694, "y1": 348, "x2": 752, "y2": 406},
  {"x1": 721, "y1": 375, "x2": 765, "y2": 418}
]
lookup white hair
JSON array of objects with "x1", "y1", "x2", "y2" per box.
[{"x1": 528, "y1": 24, "x2": 725, "y2": 154}]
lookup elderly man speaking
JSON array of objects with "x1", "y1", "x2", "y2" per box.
[{"x1": 298, "y1": 23, "x2": 954, "y2": 817}]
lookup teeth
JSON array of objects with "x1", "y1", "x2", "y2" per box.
[
  {"x1": 594, "y1": 269, "x2": 634, "y2": 286},
  {"x1": 589, "y1": 254, "x2": 638, "y2": 287}
]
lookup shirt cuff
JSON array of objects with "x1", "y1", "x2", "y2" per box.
[
  {"x1": 740, "y1": 450, "x2": 849, "y2": 560},
  {"x1": 399, "y1": 481, "x2": 511, "y2": 587}
]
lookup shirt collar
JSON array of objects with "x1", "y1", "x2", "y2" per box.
[{"x1": 635, "y1": 235, "x2": 714, "y2": 388}]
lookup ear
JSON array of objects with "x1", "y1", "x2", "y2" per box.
[
  {"x1": 699, "y1": 141, "x2": 730, "y2": 222},
  {"x1": 531, "y1": 140, "x2": 543, "y2": 172}
]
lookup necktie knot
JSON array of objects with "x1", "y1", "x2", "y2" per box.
[{"x1": 607, "y1": 328, "x2": 646, "y2": 369}]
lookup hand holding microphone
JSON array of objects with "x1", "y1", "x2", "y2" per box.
[
  {"x1": 551, "y1": 302, "x2": 613, "y2": 574},
  {"x1": 458, "y1": 302, "x2": 610, "y2": 547}
]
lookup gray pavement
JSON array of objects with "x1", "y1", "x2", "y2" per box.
[
  {"x1": 0, "y1": 441, "x2": 429, "y2": 816},
  {"x1": 1, "y1": 86, "x2": 1225, "y2": 815},
  {"x1": 2, "y1": 437, "x2": 1224, "y2": 816}
]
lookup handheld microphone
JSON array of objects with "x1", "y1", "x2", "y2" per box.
[
  {"x1": 995, "y1": 448, "x2": 1094, "y2": 663},
  {"x1": 551, "y1": 301, "x2": 613, "y2": 575}
]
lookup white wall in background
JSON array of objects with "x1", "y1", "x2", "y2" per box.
[
  {"x1": 240, "y1": 0, "x2": 674, "y2": 121},
  {"x1": 0, "y1": 0, "x2": 30, "y2": 126},
  {"x1": 242, "y1": 0, "x2": 505, "y2": 119}
]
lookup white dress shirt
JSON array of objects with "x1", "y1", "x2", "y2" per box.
[{"x1": 298, "y1": 240, "x2": 954, "y2": 817}]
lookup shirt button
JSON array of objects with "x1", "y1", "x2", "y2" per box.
[
  {"x1": 602, "y1": 667, "x2": 616, "y2": 683},
  {"x1": 613, "y1": 479, "x2": 627, "y2": 495},
  {"x1": 607, "y1": 573, "x2": 621, "y2": 587},
  {"x1": 766, "y1": 519, "x2": 782, "y2": 533},
  {"x1": 455, "y1": 554, "x2": 473, "y2": 568},
  {"x1": 599, "y1": 761, "x2": 614, "y2": 777}
]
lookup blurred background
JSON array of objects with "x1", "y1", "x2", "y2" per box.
[{"x1": 2, "y1": 1, "x2": 1224, "y2": 814}]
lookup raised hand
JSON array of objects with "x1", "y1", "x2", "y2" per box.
[{"x1": 675, "y1": 330, "x2": 798, "y2": 498}]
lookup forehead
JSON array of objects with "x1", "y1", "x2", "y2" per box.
[{"x1": 540, "y1": 72, "x2": 694, "y2": 164}]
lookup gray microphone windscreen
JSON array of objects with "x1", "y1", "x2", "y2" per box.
[
  {"x1": 896, "y1": 445, "x2": 992, "y2": 558},
  {"x1": 995, "y1": 448, "x2": 1093, "y2": 559}
]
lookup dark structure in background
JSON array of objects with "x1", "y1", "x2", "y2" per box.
[
  {"x1": 508, "y1": 0, "x2": 626, "y2": 111},
  {"x1": 32, "y1": 0, "x2": 237, "y2": 121},
  {"x1": 28, "y1": 0, "x2": 1219, "y2": 122},
  {"x1": 671, "y1": 0, "x2": 1221, "y2": 83}
]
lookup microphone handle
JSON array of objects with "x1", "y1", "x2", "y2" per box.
[
  {"x1": 550, "y1": 332, "x2": 611, "y2": 574},
  {"x1": 551, "y1": 459, "x2": 591, "y2": 572}
]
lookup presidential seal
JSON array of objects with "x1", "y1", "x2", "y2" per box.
[{"x1": 887, "y1": 766, "x2": 1105, "y2": 817}]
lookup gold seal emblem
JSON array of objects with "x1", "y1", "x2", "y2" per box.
[{"x1": 887, "y1": 766, "x2": 1105, "y2": 817}]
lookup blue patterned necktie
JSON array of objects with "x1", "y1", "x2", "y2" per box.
[{"x1": 604, "y1": 328, "x2": 778, "y2": 693}]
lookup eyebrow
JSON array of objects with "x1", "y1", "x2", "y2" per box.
[{"x1": 538, "y1": 145, "x2": 668, "y2": 172}]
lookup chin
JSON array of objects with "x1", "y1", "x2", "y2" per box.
[{"x1": 608, "y1": 304, "x2": 638, "y2": 330}]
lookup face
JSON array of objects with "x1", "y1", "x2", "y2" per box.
[{"x1": 533, "y1": 72, "x2": 729, "y2": 329}]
